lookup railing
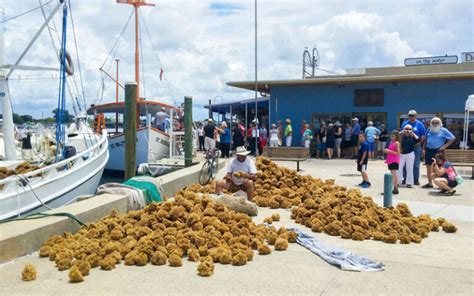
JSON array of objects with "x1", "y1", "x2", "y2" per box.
[{"x1": 0, "y1": 130, "x2": 108, "y2": 193}]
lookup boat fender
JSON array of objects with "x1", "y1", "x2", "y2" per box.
[{"x1": 60, "y1": 50, "x2": 75, "y2": 76}]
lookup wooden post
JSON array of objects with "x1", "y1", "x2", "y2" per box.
[
  {"x1": 184, "y1": 96, "x2": 193, "y2": 167},
  {"x1": 124, "y1": 81, "x2": 137, "y2": 180}
]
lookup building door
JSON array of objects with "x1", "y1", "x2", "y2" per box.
[{"x1": 352, "y1": 112, "x2": 387, "y2": 131}]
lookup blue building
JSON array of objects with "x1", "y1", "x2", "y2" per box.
[{"x1": 228, "y1": 63, "x2": 474, "y2": 147}]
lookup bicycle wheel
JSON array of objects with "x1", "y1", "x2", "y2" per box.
[
  {"x1": 211, "y1": 151, "x2": 220, "y2": 175},
  {"x1": 199, "y1": 161, "x2": 212, "y2": 185}
]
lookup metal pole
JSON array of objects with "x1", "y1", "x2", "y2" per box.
[
  {"x1": 115, "y1": 58, "x2": 120, "y2": 134},
  {"x1": 134, "y1": 5, "x2": 140, "y2": 128},
  {"x1": 184, "y1": 96, "x2": 193, "y2": 167},
  {"x1": 383, "y1": 173, "x2": 393, "y2": 207},
  {"x1": 124, "y1": 81, "x2": 137, "y2": 180},
  {"x1": 208, "y1": 99, "x2": 212, "y2": 119},
  {"x1": 230, "y1": 105, "x2": 233, "y2": 151},
  {"x1": 254, "y1": 0, "x2": 258, "y2": 155}
]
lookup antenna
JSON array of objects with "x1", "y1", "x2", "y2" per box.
[{"x1": 302, "y1": 45, "x2": 320, "y2": 79}]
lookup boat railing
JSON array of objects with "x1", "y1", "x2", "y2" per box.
[{"x1": 0, "y1": 130, "x2": 108, "y2": 193}]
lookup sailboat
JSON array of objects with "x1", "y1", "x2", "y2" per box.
[
  {"x1": 87, "y1": 0, "x2": 183, "y2": 174},
  {"x1": 0, "y1": 0, "x2": 109, "y2": 220}
]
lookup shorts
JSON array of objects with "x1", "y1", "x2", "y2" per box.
[
  {"x1": 317, "y1": 143, "x2": 326, "y2": 151},
  {"x1": 326, "y1": 139, "x2": 335, "y2": 149},
  {"x1": 204, "y1": 137, "x2": 215, "y2": 151},
  {"x1": 425, "y1": 148, "x2": 440, "y2": 165},
  {"x1": 228, "y1": 182, "x2": 247, "y2": 193},
  {"x1": 357, "y1": 163, "x2": 368, "y2": 172},
  {"x1": 447, "y1": 179, "x2": 458, "y2": 188},
  {"x1": 351, "y1": 135, "x2": 359, "y2": 147},
  {"x1": 388, "y1": 163, "x2": 399, "y2": 170},
  {"x1": 367, "y1": 141, "x2": 375, "y2": 152}
]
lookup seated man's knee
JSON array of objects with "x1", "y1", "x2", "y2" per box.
[{"x1": 243, "y1": 179, "x2": 254, "y2": 187}]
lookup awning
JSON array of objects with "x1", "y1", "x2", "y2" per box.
[{"x1": 87, "y1": 100, "x2": 177, "y2": 116}]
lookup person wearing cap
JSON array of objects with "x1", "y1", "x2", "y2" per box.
[
  {"x1": 399, "y1": 124, "x2": 419, "y2": 188},
  {"x1": 215, "y1": 146, "x2": 257, "y2": 201},
  {"x1": 422, "y1": 117, "x2": 455, "y2": 188},
  {"x1": 364, "y1": 121, "x2": 381, "y2": 160},
  {"x1": 219, "y1": 121, "x2": 231, "y2": 158},
  {"x1": 350, "y1": 117, "x2": 361, "y2": 158},
  {"x1": 334, "y1": 121, "x2": 343, "y2": 158},
  {"x1": 284, "y1": 118, "x2": 293, "y2": 147},
  {"x1": 154, "y1": 107, "x2": 169, "y2": 131},
  {"x1": 203, "y1": 119, "x2": 218, "y2": 152},
  {"x1": 400, "y1": 110, "x2": 426, "y2": 185}
]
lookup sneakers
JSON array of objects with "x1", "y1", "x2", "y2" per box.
[
  {"x1": 414, "y1": 181, "x2": 420, "y2": 186},
  {"x1": 359, "y1": 181, "x2": 371, "y2": 188},
  {"x1": 407, "y1": 184, "x2": 412, "y2": 188},
  {"x1": 392, "y1": 188, "x2": 399, "y2": 194},
  {"x1": 421, "y1": 183, "x2": 433, "y2": 188}
]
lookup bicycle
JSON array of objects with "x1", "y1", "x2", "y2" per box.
[{"x1": 199, "y1": 148, "x2": 220, "y2": 185}]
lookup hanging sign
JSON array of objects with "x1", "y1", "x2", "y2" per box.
[
  {"x1": 461, "y1": 52, "x2": 474, "y2": 63},
  {"x1": 404, "y1": 55, "x2": 458, "y2": 66}
]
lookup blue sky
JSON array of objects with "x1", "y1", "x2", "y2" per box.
[{"x1": 0, "y1": 0, "x2": 473, "y2": 120}]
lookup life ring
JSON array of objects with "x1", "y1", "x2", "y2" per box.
[{"x1": 60, "y1": 49, "x2": 75, "y2": 76}]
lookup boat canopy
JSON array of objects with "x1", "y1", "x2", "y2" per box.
[{"x1": 87, "y1": 100, "x2": 178, "y2": 116}]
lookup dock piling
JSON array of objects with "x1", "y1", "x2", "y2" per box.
[
  {"x1": 185, "y1": 96, "x2": 193, "y2": 167},
  {"x1": 124, "y1": 81, "x2": 137, "y2": 180}
]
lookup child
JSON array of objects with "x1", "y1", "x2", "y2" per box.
[
  {"x1": 384, "y1": 130, "x2": 401, "y2": 194},
  {"x1": 357, "y1": 133, "x2": 371, "y2": 188}
]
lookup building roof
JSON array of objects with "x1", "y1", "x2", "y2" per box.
[
  {"x1": 227, "y1": 63, "x2": 474, "y2": 92},
  {"x1": 205, "y1": 97, "x2": 269, "y2": 113}
]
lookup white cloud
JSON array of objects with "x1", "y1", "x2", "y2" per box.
[{"x1": 0, "y1": 0, "x2": 472, "y2": 120}]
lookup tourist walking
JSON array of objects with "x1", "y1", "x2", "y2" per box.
[
  {"x1": 364, "y1": 121, "x2": 381, "y2": 160},
  {"x1": 325, "y1": 123, "x2": 336, "y2": 159},
  {"x1": 351, "y1": 118, "x2": 361, "y2": 158},
  {"x1": 422, "y1": 117, "x2": 455, "y2": 188},
  {"x1": 400, "y1": 110, "x2": 426, "y2": 185},
  {"x1": 219, "y1": 122, "x2": 231, "y2": 158},
  {"x1": 284, "y1": 118, "x2": 293, "y2": 147},
  {"x1": 334, "y1": 121, "x2": 343, "y2": 158},
  {"x1": 269, "y1": 124, "x2": 279, "y2": 147},
  {"x1": 357, "y1": 133, "x2": 371, "y2": 188},
  {"x1": 384, "y1": 130, "x2": 401, "y2": 194},
  {"x1": 398, "y1": 124, "x2": 418, "y2": 187}
]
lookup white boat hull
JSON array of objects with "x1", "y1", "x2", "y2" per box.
[
  {"x1": 106, "y1": 127, "x2": 170, "y2": 172},
  {"x1": 0, "y1": 131, "x2": 109, "y2": 220}
]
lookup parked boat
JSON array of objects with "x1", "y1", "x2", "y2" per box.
[{"x1": 0, "y1": 0, "x2": 108, "y2": 220}]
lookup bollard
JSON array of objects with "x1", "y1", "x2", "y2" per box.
[
  {"x1": 124, "y1": 81, "x2": 137, "y2": 180},
  {"x1": 383, "y1": 173, "x2": 393, "y2": 207},
  {"x1": 184, "y1": 96, "x2": 193, "y2": 167}
]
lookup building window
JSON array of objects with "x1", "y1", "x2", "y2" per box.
[{"x1": 354, "y1": 89, "x2": 384, "y2": 107}]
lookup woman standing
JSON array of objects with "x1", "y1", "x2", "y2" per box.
[
  {"x1": 398, "y1": 124, "x2": 418, "y2": 188},
  {"x1": 316, "y1": 124, "x2": 327, "y2": 159},
  {"x1": 334, "y1": 121, "x2": 343, "y2": 158},
  {"x1": 384, "y1": 130, "x2": 401, "y2": 194},
  {"x1": 325, "y1": 123, "x2": 336, "y2": 159},
  {"x1": 269, "y1": 124, "x2": 279, "y2": 147},
  {"x1": 302, "y1": 124, "x2": 313, "y2": 149}
]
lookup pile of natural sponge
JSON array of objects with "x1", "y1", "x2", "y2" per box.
[
  {"x1": 253, "y1": 157, "x2": 457, "y2": 244},
  {"x1": 38, "y1": 190, "x2": 296, "y2": 282}
]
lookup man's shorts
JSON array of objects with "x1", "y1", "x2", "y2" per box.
[
  {"x1": 351, "y1": 135, "x2": 359, "y2": 147},
  {"x1": 204, "y1": 137, "x2": 216, "y2": 151},
  {"x1": 425, "y1": 148, "x2": 440, "y2": 165},
  {"x1": 388, "y1": 163, "x2": 399, "y2": 170},
  {"x1": 228, "y1": 182, "x2": 247, "y2": 193},
  {"x1": 357, "y1": 164, "x2": 368, "y2": 172},
  {"x1": 367, "y1": 141, "x2": 375, "y2": 152}
]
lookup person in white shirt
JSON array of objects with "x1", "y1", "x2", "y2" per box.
[
  {"x1": 154, "y1": 107, "x2": 169, "y2": 131},
  {"x1": 269, "y1": 123, "x2": 279, "y2": 147},
  {"x1": 215, "y1": 146, "x2": 257, "y2": 201}
]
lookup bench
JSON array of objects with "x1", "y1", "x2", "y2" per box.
[
  {"x1": 262, "y1": 147, "x2": 309, "y2": 171},
  {"x1": 444, "y1": 149, "x2": 474, "y2": 179}
]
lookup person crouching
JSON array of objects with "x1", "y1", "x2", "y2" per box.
[
  {"x1": 215, "y1": 146, "x2": 257, "y2": 201},
  {"x1": 431, "y1": 153, "x2": 459, "y2": 196}
]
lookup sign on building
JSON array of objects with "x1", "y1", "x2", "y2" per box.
[
  {"x1": 404, "y1": 55, "x2": 458, "y2": 66},
  {"x1": 461, "y1": 52, "x2": 474, "y2": 63}
]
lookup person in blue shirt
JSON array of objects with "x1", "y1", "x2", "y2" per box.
[
  {"x1": 219, "y1": 121, "x2": 232, "y2": 158},
  {"x1": 422, "y1": 117, "x2": 455, "y2": 188},
  {"x1": 357, "y1": 133, "x2": 371, "y2": 188},
  {"x1": 364, "y1": 121, "x2": 381, "y2": 160},
  {"x1": 400, "y1": 110, "x2": 426, "y2": 185},
  {"x1": 351, "y1": 117, "x2": 361, "y2": 159}
]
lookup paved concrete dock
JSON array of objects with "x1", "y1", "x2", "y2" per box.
[{"x1": 0, "y1": 159, "x2": 472, "y2": 295}]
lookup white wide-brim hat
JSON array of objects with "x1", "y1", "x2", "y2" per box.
[{"x1": 235, "y1": 146, "x2": 251, "y2": 156}]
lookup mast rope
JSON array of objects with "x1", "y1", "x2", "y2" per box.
[
  {"x1": 55, "y1": 3, "x2": 68, "y2": 162},
  {"x1": 1, "y1": 0, "x2": 53, "y2": 23}
]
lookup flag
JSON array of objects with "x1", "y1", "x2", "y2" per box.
[{"x1": 159, "y1": 68, "x2": 164, "y2": 81}]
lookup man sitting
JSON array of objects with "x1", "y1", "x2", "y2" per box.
[{"x1": 215, "y1": 146, "x2": 257, "y2": 201}]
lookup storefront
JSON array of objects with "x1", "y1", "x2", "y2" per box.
[{"x1": 228, "y1": 63, "x2": 474, "y2": 148}]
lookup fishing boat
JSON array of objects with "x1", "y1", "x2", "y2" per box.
[
  {"x1": 0, "y1": 0, "x2": 108, "y2": 220},
  {"x1": 87, "y1": 0, "x2": 183, "y2": 174}
]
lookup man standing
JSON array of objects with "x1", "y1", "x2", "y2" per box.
[
  {"x1": 284, "y1": 118, "x2": 293, "y2": 147},
  {"x1": 400, "y1": 110, "x2": 426, "y2": 185},
  {"x1": 249, "y1": 120, "x2": 260, "y2": 156},
  {"x1": 154, "y1": 107, "x2": 169, "y2": 131},
  {"x1": 351, "y1": 118, "x2": 361, "y2": 158},
  {"x1": 203, "y1": 119, "x2": 217, "y2": 152},
  {"x1": 364, "y1": 121, "x2": 381, "y2": 160},
  {"x1": 422, "y1": 117, "x2": 455, "y2": 188},
  {"x1": 215, "y1": 146, "x2": 257, "y2": 201}
]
